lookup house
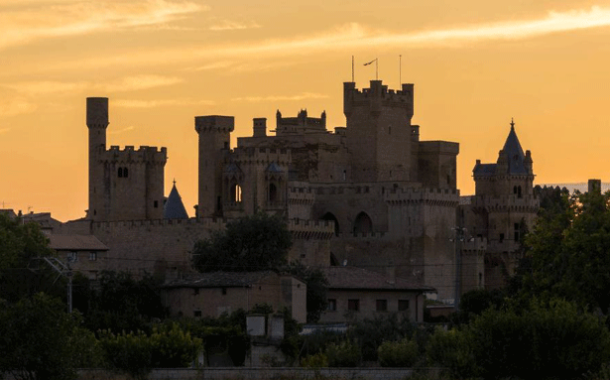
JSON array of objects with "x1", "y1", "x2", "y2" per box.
[
  {"x1": 48, "y1": 234, "x2": 109, "y2": 279},
  {"x1": 319, "y1": 266, "x2": 432, "y2": 323},
  {"x1": 161, "y1": 271, "x2": 307, "y2": 323}
]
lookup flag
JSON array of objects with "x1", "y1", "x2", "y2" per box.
[{"x1": 364, "y1": 59, "x2": 377, "y2": 66}]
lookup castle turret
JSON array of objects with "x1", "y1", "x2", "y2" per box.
[
  {"x1": 253, "y1": 118, "x2": 267, "y2": 137},
  {"x1": 87, "y1": 97, "x2": 108, "y2": 220},
  {"x1": 343, "y1": 80, "x2": 414, "y2": 182},
  {"x1": 195, "y1": 115, "x2": 234, "y2": 218}
]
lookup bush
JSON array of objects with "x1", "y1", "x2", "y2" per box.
[
  {"x1": 348, "y1": 313, "x2": 414, "y2": 361},
  {"x1": 378, "y1": 338, "x2": 419, "y2": 367},
  {"x1": 325, "y1": 341, "x2": 360, "y2": 367},
  {"x1": 301, "y1": 352, "x2": 329, "y2": 368},
  {"x1": 427, "y1": 300, "x2": 610, "y2": 379}
]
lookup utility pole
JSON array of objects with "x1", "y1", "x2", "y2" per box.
[{"x1": 34, "y1": 257, "x2": 73, "y2": 313}]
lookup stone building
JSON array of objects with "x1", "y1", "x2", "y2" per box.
[
  {"x1": 460, "y1": 120, "x2": 539, "y2": 291},
  {"x1": 49, "y1": 79, "x2": 464, "y2": 304}
]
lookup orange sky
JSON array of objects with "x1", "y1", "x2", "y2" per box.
[{"x1": 2, "y1": 0, "x2": 610, "y2": 221}]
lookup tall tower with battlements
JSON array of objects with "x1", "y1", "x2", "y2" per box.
[
  {"x1": 86, "y1": 97, "x2": 167, "y2": 221},
  {"x1": 195, "y1": 116, "x2": 234, "y2": 218},
  {"x1": 344, "y1": 80, "x2": 414, "y2": 183}
]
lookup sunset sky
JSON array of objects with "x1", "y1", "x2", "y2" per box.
[{"x1": 1, "y1": 0, "x2": 610, "y2": 221}]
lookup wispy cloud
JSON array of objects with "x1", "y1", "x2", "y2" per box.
[
  {"x1": 0, "y1": 0, "x2": 205, "y2": 50},
  {"x1": 232, "y1": 93, "x2": 329, "y2": 102},
  {"x1": 114, "y1": 98, "x2": 215, "y2": 108},
  {"x1": 208, "y1": 20, "x2": 261, "y2": 31},
  {"x1": 0, "y1": 128, "x2": 11, "y2": 134},
  {"x1": 108, "y1": 126, "x2": 136, "y2": 135},
  {"x1": 6, "y1": 75, "x2": 183, "y2": 95},
  {"x1": 0, "y1": 99, "x2": 37, "y2": 116}
]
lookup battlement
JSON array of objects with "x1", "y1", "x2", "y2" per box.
[
  {"x1": 337, "y1": 231, "x2": 387, "y2": 239},
  {"x1": 418, "y1": 141, "x2": 460, "y2": 155},
  {"x1": 100, "y1": 145, "x2": 167, "y2": 164},
  {"x1": 343, "y1": 80, "x2": 414, "y2": 116},
  {"x1": 288, "y1": 185, "x2": 316, "y2": 203},
  {"x1": 288, "y1": 218, "x2": 335, "y2": 239},
  {"x1": 276, "y1": 109, "x2": 327, "y2": 135},
  {"x1": 195, "y1": 115, "x2": 235, "y2": 133},
  {"x1": 384, "y1": 187, "x2": 460, "y2": 205},
  {"x1": 470, "y1": 195, "x2": 539, "y2": 212},
  {"x1": 229, "y1": 147, "x2": 292, "y2": 166}
]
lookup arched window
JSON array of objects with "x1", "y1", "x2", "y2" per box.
[
  {"x1": 268, "y1": 183, "x2": 278, "y2": 203},
  {"x1": 118, "y1": 167, "x2": 123, "y2": 178},
  {"x1": 230, "y1": 184, "x2": 242, "y2": 203},
  {"x1": 321, "y1": 212, "x2": 340, "y2": 236},
  {"x1": 353, "y1": 212, "x2": 373, "y2": 235},
  {"x1": 123, "y1": 167, "x2": 128, "y2": 178},
  {"x1": 517, "y1": 186, "x2": 522, "y2": 198}
]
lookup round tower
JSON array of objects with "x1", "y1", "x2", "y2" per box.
[
  {"x1": 195, "y1": 115, "x2": 234, "y2": 218},
  {"x1": 86, "y1": 97, "x2": 108, "y2": 220}
]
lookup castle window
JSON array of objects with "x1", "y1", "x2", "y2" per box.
[
  {"x1": 124, "y1": 168, "x2": 128, "y2": 178},
  {"x1": 268, "y1": 183, "x2": 278, "y2": 203},
  {"x1": 376, "y1": 299, "x2": 388, "y2": 312},
  {"x1": 388, "y1": 126, "x2": 392, "y2": 135},
  {"x1": 479, "y1": 273, "x2": 483, "y2": 287},
  {"x1": 194, "y1": 310, "x2": 202, "y2": 317},
  {"x1": 118, "y1": 168, "x2": 123, "y2": 178},
  {"x1": 154, "y1": 201, "x2": 158, "y2": 208},
  {"x1": 353, "y1": 212, "x2": 373, "y2": 235},
  {"x1": 343, "y1": 170, "x2": 346, "y2": 181},
  {"x1": 230, "y1": 184, "x2": 242, "y2": 203},
  {"x1": 224, "y1": 142, "x2": 229, "y2": 149},
  {"x1": 518, "y1": 186, "x2": 522, "y2": 198},
  {"x1": 499, "y1": 233, "x2": 505, "y2": 243},
  {"x1": 514, "y1": 223, "x2": 520, "y2": 242},
  {"x1": 222, "y1": 287, "x2": 227, "y2": 295}
]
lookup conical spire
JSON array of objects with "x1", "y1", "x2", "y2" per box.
[
  {"x1": 499, "y1": 119, "x2": 527, "y2": 174},
  {"x1": 164, "y1": 180, "x2": 188, "y2": 219}
]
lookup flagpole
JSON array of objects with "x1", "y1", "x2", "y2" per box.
[
  {"x1": 376, "y1": 58, "x2": 378, "y2": 80},
  {"x1": 399, "y1": 55, "x2": 402, "y2": 85},
  {"x1": 352, "y1": 55, "x2": 354, "y2": 82}
]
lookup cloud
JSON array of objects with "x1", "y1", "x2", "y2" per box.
[
  {"x1": 6, "y1": 5, "x2": 610, "y2": 75},
  {"x1": 232, "y1": 93, "x2": 329, "y2": 102},
  {"x1": 0, "y1": 99, "x2": 37, "y2": 116},
  {"x1": 0, "y1": 0, "x2": 205, "y2": 50},
  {"x1": 208, "y1": 20, "x2": 261, "y2": 31},
  {"x1": 108, "y1": 126, "x2": 136, "y2": 135},
  {"x1": 6, "y1": 75, "x2": 183, "y2": 96},
  {"x1": 0, "y1": 128, "x2": 11, "y2": 134},
  {"x1": 113, "y1": 99, "x2": 215, "y2": 108}
]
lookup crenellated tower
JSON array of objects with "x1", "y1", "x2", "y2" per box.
[
  {"x1": 343, "y1": 80, "x2": 414, "y2": 182},
  {"x1": 195, "y1": 116, "x2": 234, "y2": 218},
  {"x1": 86, "y1": 97, "x2": 167, "y2": 221}
]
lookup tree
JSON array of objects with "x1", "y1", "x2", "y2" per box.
[
  {"x1": 0, "y1": 293, "x2": 89, "y2": 380},
  {"x1": 518, "y1": 189, "x2": 610, "y2": 314},
  {"x1": 82, "y1": 271, "x2": 167, "y2": 332},
  {"x1": 192, "y1": 212, "x2": 292, "y2": 272},
  {"x1": 0, "y1": 213, "x2": 59, "y2": 302}
]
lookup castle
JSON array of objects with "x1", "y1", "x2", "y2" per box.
[{"x1": 52, "y1": 79, "x2": 538, "y2": 305}]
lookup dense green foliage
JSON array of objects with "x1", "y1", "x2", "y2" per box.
[
  {"x1": 0, "y1": 214, "x2": 62, "y2": 302},
  {"x1": 430, "y1": 299, "x2": 610, "y2": 379},
  {"x1": 377, "y1": 338, "x2": 419, "y2": 367},
  {"x1": 192, "y1": 212, "x2": 292, "y2": 272},
  {"x1": 325, "y1": 341, "x2": 361, "y2": 367},
  {"x1": 99, "y1": 324, "x2": 202, "y2": 380},
  {"x1": 74, "y1": 270, "x2": 167, "y2": 332},
  {"x1": 0, "y1": 293, "x2": 85, "y2": 380}
]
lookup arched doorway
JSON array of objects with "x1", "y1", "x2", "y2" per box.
[
  {"x1": 321, "y1": 212, "x2": 340, "y2": 236},
  {"x1": 353, "y1": 212, "x2": 373, "y2": 235}
]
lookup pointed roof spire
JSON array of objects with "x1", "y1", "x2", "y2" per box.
[
  {"x1": 164, "y1": 181, "x2": 189, "y2": 219},
  {"x1": 500, "y1": 119, "x2": 527, "y2": 174}
]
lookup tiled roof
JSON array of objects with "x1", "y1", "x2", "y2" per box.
[
  {"x1": 322, "y1": 266, "x2": 434, "y2": 291},
  {"x1": 48, "y1": 234, "x2": 109, "y2": 251},
  {"x1": 473, "y1": 163, "x2": 496, "y2": 176},
  {"x1": 164, "y1": 183, "x2": 189, "y2": 219},
  {"x1": 162, "y1": 271, "x2": 279, "y2": 288}
]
